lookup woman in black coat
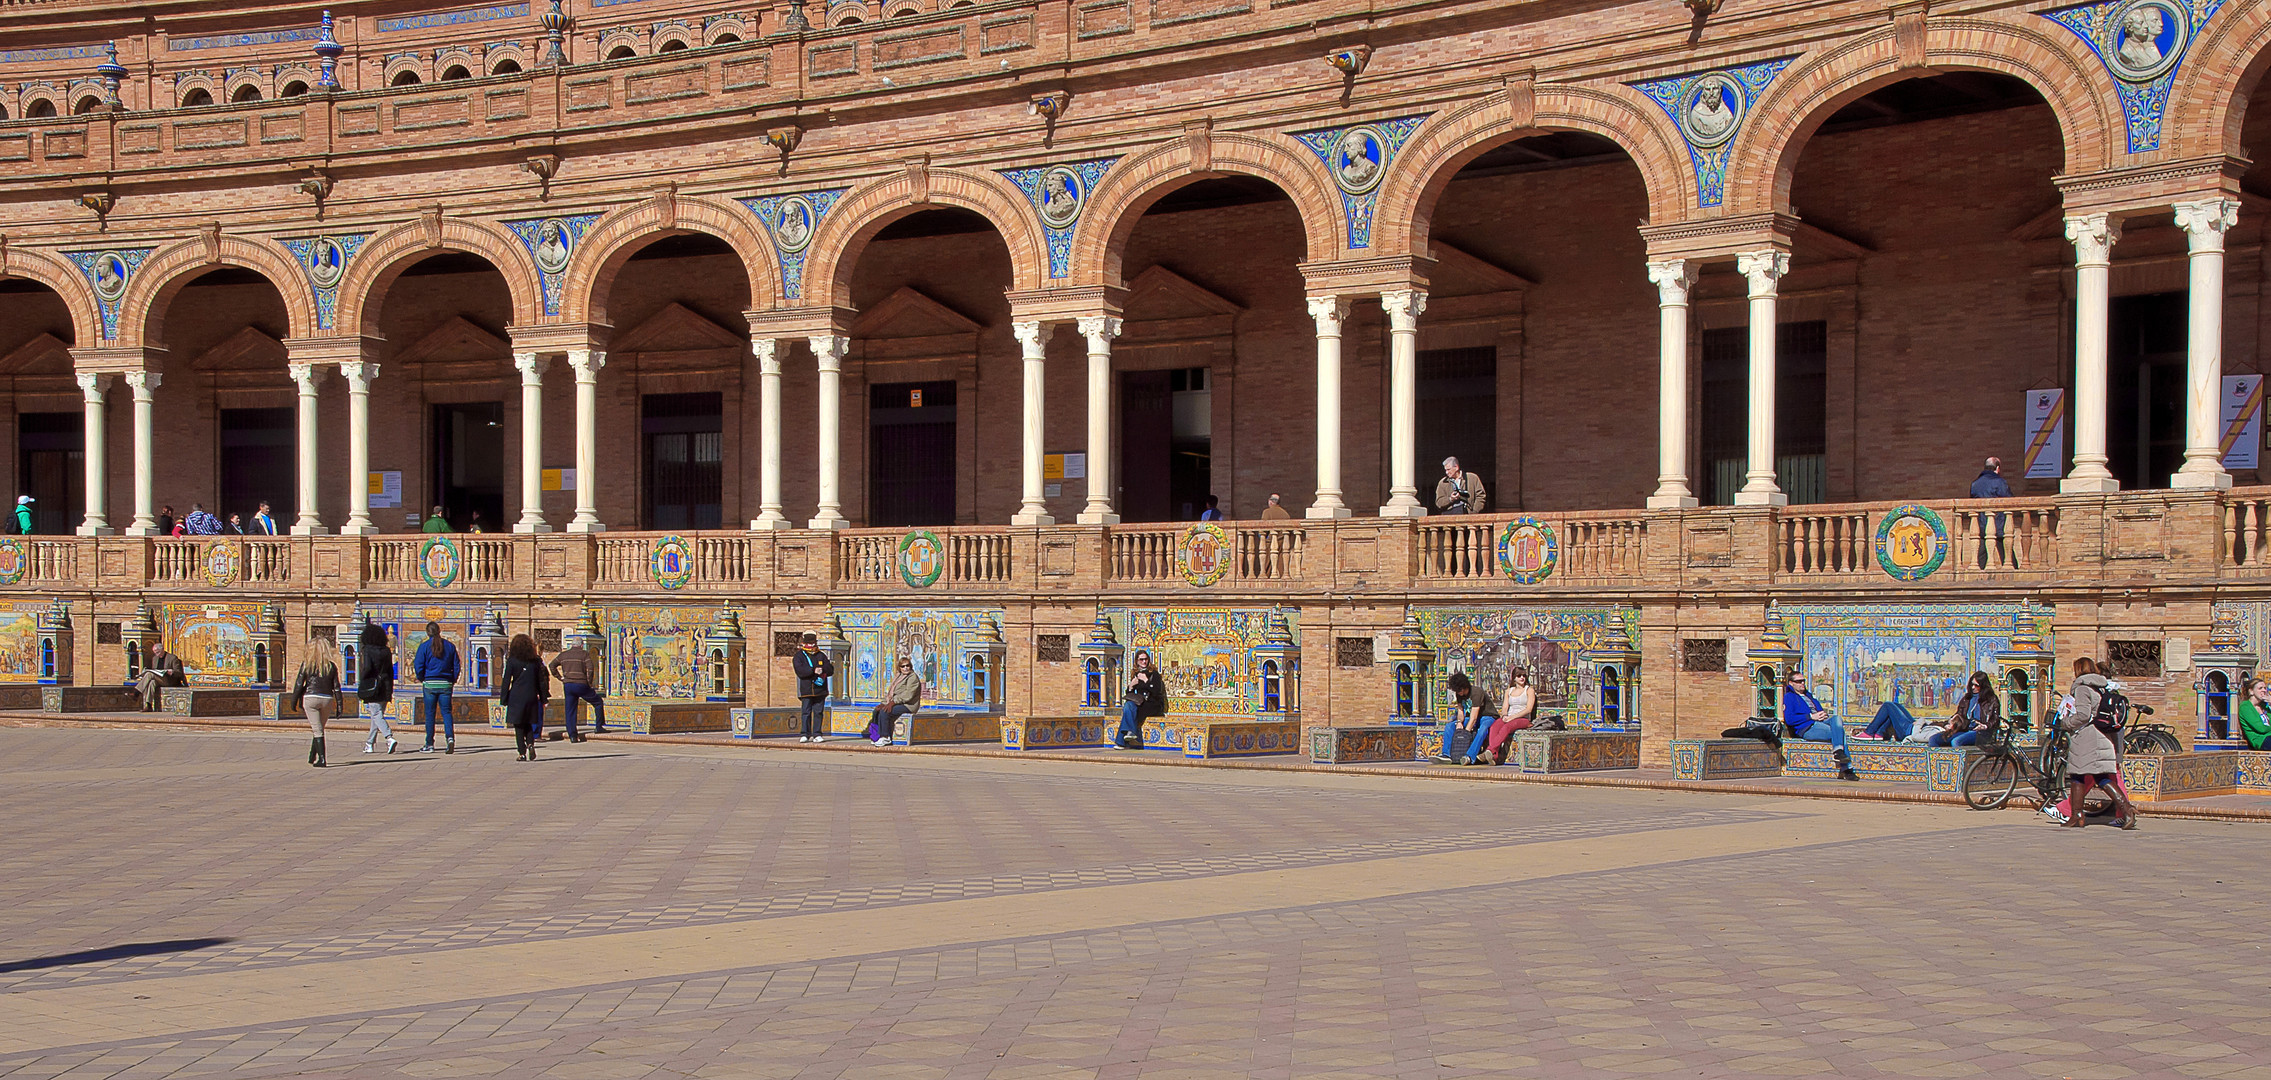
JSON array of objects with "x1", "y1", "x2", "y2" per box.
[
  {"x1": 358, "y1": 622, "x2": 396, "y2": 754},
  {"x1": 498, "y1": 633, "x2": 551, "y2": 761}
]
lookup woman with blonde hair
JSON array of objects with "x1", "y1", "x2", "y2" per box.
[{"x1": 290, "y1": 635, "x2": 343, "y2": 767}]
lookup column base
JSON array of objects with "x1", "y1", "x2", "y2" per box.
[
  {"x1": 1377, "y1": 499, "x2": 1427, "y2": 519},
  {"x1": 75, "y1": 524, "x2": 116, "y2": 537},
  {"x1": 337, "y1": 524, "x2": 378, "y2": 536},
  {"x1": 806, "y1": 513, "x2": 848, "y2": 531},
  {"x1": 1075, "y1": 509, "x2": 1120, "y2": 525},
  {"x1": 748, "y1": 513, "x2": 794, "y2": 531},
  {"x1": 512, "y1": 522, "x2": 554, "y2": 534},
  {"x1": 290, "y1": 524, "x2": 331, "y2": 536},
  {"x1": 1646, "y1": 494, "x2": 1700, "y2": 509},
  {"x1": 566, "y1": 520, "x2": 608, "y2": 533},
  {"x1": 2170, "y1": 468, "x2": 2234, "y2": 491},
  {"x1": 1010, "y1": 511, "x2": 1056, "y2": 527},
  {"x1": 2059, "y1": 475, "x2": 2121, "y2": 495},
  {"x1": 1305, "y1": 505, "x2": 1352, "y2": 520},
  {"x1": 1732, "y1": 490, "x2": 1787, "y2": 507}
]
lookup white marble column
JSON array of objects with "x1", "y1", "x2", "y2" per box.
[
  {"x1": 1307, "y1": 296, "x2": 1352, "y2": 519},
  {"x1": 750, "y1": 338, "x2": 790, "y2": 530},
  {"x1": 1011, "y1": 321, "x2": 1053, "y2": 526},
  {"x1": 289, "y1": 363, "x2": 324, "y2": 534},
  {"x1": 514, "y1": 353, "x2": 551, "y2": 532},
  {"x1": 567, "y1": 349, "x2": 606, "y2": 532},
  {"x1": 1734, "y1": 251, "x2": 1790, "y2": 507},
  {"x1": 2063, "y1": 213, "x2": 2122, "y2": 494},
  {"x1": 74, "y1": 373, "x2": 112, "y2": 536},
  {"x1": 1645, "y1": 260, "x2": 1701, "y2": 509},
  {"x1": 1076, "y1": 316, "x2": 1121, "y2": 525},
  {"x1": 125, "y1": 371, "x2": 159, "y2": 534},
  {"x1": 808, "y1": 335, "x2": 849, "y2": 530},
  {"x1": 339, "y1": 361, "x2": 379, "y2": 535},
  {"x1": 1378, "y1": 290, "x2": 1427, "y2": 517},
  {"x1": 2173, "y1": 197, "x2": 2242, "y2": 490}
]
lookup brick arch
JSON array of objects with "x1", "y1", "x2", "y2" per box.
[
  {"x1": 334, "y1": 218, "x2": 543, "y2": 338},
  {"x1": 1373, "y1": 83, "x2": 1694, "y2": 259},
  {"x1": 800, "y1": 166, "x2": 1047, "y2": 310},
  {"x1": 117, "y1": 234, "x2": 314, "y2": 349},
  {"x1": 1069, "y1": 131, "x2": 1341, "y2": 287},
  {"x1": 1724, "y1": 17, "x2": 2117, "y2": 215},
  {"x1": 2171, "y1": 2, "x2": 2271, "y2": 161},
  {"x1": 1, "y1": 247, "x2": 102, "y2": 348},
  {"x1": 559, "y1": 192, "x2": 780, "y2": 324}
]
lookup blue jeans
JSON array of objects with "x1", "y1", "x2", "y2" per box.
[
  {"x1": 799, "y1": 697, "x2": 827, "y2": 738},
  {"x1": 421, "y1": 687, "x2": 454, "y2": 744},
  {"x1": 1793, "y1": 719, "x2": 1849, "y2": 753},
  {"x1": 562, "y1": 682, "x2": 605, "y2": 736},
  {"x1": 1117, "y1": 700, "x2": 1145, "y2": 746},
  {"x1": 1438, "y1": 702, "x2": 1476, "y2": 761},
  {"x1": 1950, "y1": 729, "x2": 1982, "y2": 747},
  {"x1": 1864, "y1": 701, "x2": 1913, "y2": 742}
]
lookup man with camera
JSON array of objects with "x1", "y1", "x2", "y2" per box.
[{"x1": 1434, "y1": 457, "x2": 1488, "y2": 515}]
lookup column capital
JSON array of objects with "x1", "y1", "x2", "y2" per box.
[
  {"x1": 1011, "y1": 321, "x2": 1049, "y2": 352},
  {"x1": 288, "y1": 362, "x2": 319, "y2": 390},
  {"x1": 1076, "y1": 315, "x2": 1122, "y2": 346},
  {"x1": 567, "y1": 348, "x2": 607, "y2": 377},
  {"x1": 74, "y1": 372, "x2": 112, "y2": 397},
  {"x1": 1306, "y1": 295, "x2": 1352, "y2": 332},
  {"x1": 2063, "y1": 213, "x2": 2122, "y2": 265},
  {"x1": 123, "y1": 369, "x2": 160, "y2": 393},
  {"x1": 513, "y1": 352, "x2": 549, "y2": 378},
  {"x1": 2174, "y1": 197, "x2": 2241, "y2": 251},
  {"x1": 808, "y1": 334, "x2": 849, "y2": 368},
  {"x1": 1645, "y1": 259, "x2": 1700, "y2": 303},
  {"x1": 1735, "y1": 250, "x2": 1790, "y2": 296},
  {"x1": 1380, "y1": 289, "x2": 1427, "y2": 328},
  {"x1": 338, "y1": 360, "x2": 379, "y2": 387},
  {"x1": 751, "y1": 337, "x2": 780, "y2": 371}
]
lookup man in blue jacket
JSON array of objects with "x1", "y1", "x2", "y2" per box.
[
  {"x1": 1781, "y1": 671, "x2": 1859, "y2": 781},
  {"x1": 413, "y1": 621, "x2": 461, "y2": 753}
]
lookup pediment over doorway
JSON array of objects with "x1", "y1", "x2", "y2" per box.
[
  {"x1": 1122, "y1": 265, "x2": 1241, "y2": 343},
  {"x1": 189, "y1": 325, "x2": 287, "y2": 371},
  {"x1": 850, "y1": 287, "x2": 982, "y2": 340},
  {"x1": 394, "y1": 315, "x2": 510, "y2": 367},
  {"x1": 1426, "y1": 241, "x2": 1534, "y2": 299},
  {"x1": 0, "y1": 332, "x2": 73, "y2": 376},
  {"x1": 610, "y1": 302, "x2": 745, "y2": 354}
]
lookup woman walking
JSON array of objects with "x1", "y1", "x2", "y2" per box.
[
  {"x1": 499, "y1": 633, "x2": 551, "y2": 761},
  {"x1": 2060, "y1": 656, "x2": 2137, "y2": 829},
  {"x1": 291, "y1": 635, "x2": 342, "y2": 767},
  {"x1": 1468, "y1": 668, "x2": 1538, "y2": 766},
  {"x1": 866, "y1": 657, "x2": 923, "y2": 746},
  {"x1": 1115, "y1": 650, "x2": 1167, "y2": 749},
  {"x1": 358, "y1": 623, "x2": 397, "y2": 754}
]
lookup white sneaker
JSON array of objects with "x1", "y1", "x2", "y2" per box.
[
  {"x1": 386, "y1": 738, "x2": 398, "y2": 754},
  {"x1": 873, "y1": 737, "x2": 890, "y2": 746},
  {"x1": 362, "y1": 743, "x2": 373, "y2": 754},
  {"x1": 2038, "y1": 805, "x2": 2068, "y2": 823}
]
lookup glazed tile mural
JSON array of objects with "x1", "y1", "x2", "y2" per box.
[
  {"x1": 0, "y1": 600, "x2": 46, "y2": 684},
  {"x1": 1102, "y1": 606, "x2": 1297, "y2": 716},
  {"x1": 1781, "y1": 603, "x2": 2040, "y2": 724},
  {"x1": 154, "y1": 602, "x2": 266, "y2": 686},
  {"x1": 1411, "y1": 607, "x2": 1638, "y2": 717},
  {"x1": 357, "y1": 603, "x2": 500, "y2": 692},
  {"x1": 596, "y1": 604, "x2": 721, "y2": 700},
  {"x1": 833, "y1": 607, "x2": 1004, "y2": 708}
]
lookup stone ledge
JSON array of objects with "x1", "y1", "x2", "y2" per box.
[
  {"x1": 1670, "y1": 738, "x2": 1782, "y2": 781},
  {"x1": 1509, "y1": 731, "x2": 1639, "y2": 773},
  {"x1": 160, "y1": 686, "x2": 266, "y2": 717},
  {"x1": 731, "y1": 706, "x2": 800, "y2": 738},
  {"x1": 1309, "y1": 725, "x2": 1416, "y2": 764},
  {"x1": 894, "y1": 713, "x2": 1003, "y2": 745},
  {"x1": 1001, "y1": 716, "x2": 1111, "y2": 751},
  {"x1": 41, "y1": 685, "x2": 143, "y2": 713}
]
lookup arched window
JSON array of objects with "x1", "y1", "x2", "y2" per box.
[
  {"x1": 179, "y1": 87, "x2": 213, "y2": 107},
  {"x1": 491, "y1": 58, "x2": 523, "y2": 75},
  {"x1": 1082, "y1": 658, "x2": 1102, "y2": 707},
  {"x1": 231, "y1": 84, "x2": 262, "y2": 103},
  {"x1": 1393, "y1": 662, "x2": 1416, "y2": 717},
  {"x1": 0, "y1": 103, "x2": 9, "y2": 120},
  {"x1": 709, "y1": 648, "x2": 728, "y2": 695},
  {"x1": 71, "y1": 95, "x2": 103, "y2": 115},
  {"x1": 837, "y1": 15, "x2": 863, "y2": 25},
  {"x1": 25, "y1": 98, "x2": 56, "y2": 118},
  {"x1": 1599, "y1": 667, "x2": 1622, "y2": 726},
  {"x1": 1754, "y1": 666, "x2": 1779, "y2": 720},
  {"x1": 473, "y1": 644, "x2": 492, "y2": 690},
  {"x1": 1261, "y1": 660, "x2": 1283, "y2": 713},
  {"x1": 2205, "y1": 670, "x2": 2233, "y2": 740},
  {"x1": 279, "y1": 81, "x2": 308, "y2": 97},
  {"x1": 712, "y1": 33, "x2": 742, "y2": 44},
  {"x1": 2002, "y1": 669, "x2": 2031, "y2": 731},
  {"x1": 657, "y1": 38, "x2": 689, "y2": 52},
  {"x1": 389, "y1": 70, "x2": 421, "y2": 87},
  {"x1": 39, "y1": 640, "x2": 55, "y2": 681},
  {"x1": 972, "y1": 656, "x2": 993, "y2": 706},
  {"x1": 254, "y1": 643, "x2": 270, "y2": 685},
  {"x1": 439, "y1": 65, "x2": 472, "y2": 81},
  {"x1": 342, "y1": 644, "x2": 361, "y2": 688},
  {"x1": 607, "y1": 45, "x2": 637, "y2": 60}
]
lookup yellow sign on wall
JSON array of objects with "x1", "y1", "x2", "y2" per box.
[{"x1": 1044, "y1": 453, "x2": 1064, "y2": 481}]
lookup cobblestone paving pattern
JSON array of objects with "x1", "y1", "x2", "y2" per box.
[{"x1": 0, "y1": 727, "x2": 2265, "y2": 1079}]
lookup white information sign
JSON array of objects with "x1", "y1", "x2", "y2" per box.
[{"x1": 2021, "y1": 389, "x2": 2066, "y2": 479}]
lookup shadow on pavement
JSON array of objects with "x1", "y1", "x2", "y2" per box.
[{"x1": 0, "y1": 937, "x2": 235, "y2": 974}]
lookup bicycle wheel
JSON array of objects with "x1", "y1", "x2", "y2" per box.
[
  {"x1": 1962, "y1": 752, "x2": 2020, "y2": 810},
  {"x1": 2127, "y1": 729, "x2": 2182, "y2": 755}
]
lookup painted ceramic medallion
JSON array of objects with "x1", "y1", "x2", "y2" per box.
[
  {"x1": 898, "y1": 529, "x2": 945, "y2": 588},
  {"x1": 306, "y1": 236, "x2": 348, "y2": 290},
  {"x1": 1327, "y1": 125, "x2": 1388, "y2": 196},
  {"x1": 418, "y1": 535, "x2": 461, "y2": 589},
  {"x1": 1496, "y1": 517, "x2": 1560, "y2": 584},
  {"x1": 1037, "y1": 165, "x2": 1086, "y2": 229},
  {"x1": 1176, "y1": 523, "x2": 1231, "y2": 587},
  {"x1": 200, "y1": 539, "x2": 242, "y2": 588},
  {"x1": 1874, "y1": 504, "x2": 1949, "y2": 581},
  {"x1": 530, "y1": 217, "x2": 575, "y2": 275},
  {"x1": 771, "y1": 195, "x2": 817, "y2": 254},
  {"x1": 1679, "y1": 72, "x2": 1746, "y2": 149},
  {"x1": 2103, "y1": 0, "x2": 2189, "y2": 82},
  {"x1": 651, "y1": 534, "x2": 694, "y2": 590},
  {"x1": 0, "y1": 539, "x2": 25, "y2": 586},
  {"x1": 90, "y1": 251, "x2": 131, "y2": 304}
]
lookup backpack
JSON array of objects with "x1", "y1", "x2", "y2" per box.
[{"x1": 2091, "y1": 688, "x2": 2125, "y2": 736}]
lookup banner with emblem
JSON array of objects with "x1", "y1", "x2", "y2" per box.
[
  {"x1": 2021, "y1": 389, "x2": 2065, "y2": 479},
  {"x1": 2222, "y1": 374, "x2": 2263, "y2": 470}
]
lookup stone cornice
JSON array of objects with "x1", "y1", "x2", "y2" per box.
[{"x1": 1638, "y1": 213, "x2": 1799, "y2": 263}]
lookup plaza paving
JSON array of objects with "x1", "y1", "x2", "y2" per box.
[{"x1": 0, "y1": 727, "x2": 2266, "y2": 1080}]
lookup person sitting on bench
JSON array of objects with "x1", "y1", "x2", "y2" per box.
[
  {"x1": 135, "y1": 642, "x2": 185, "y2": 711},
  {"x1": 1435, "y1": 671, "x2": 1496, "y2": 764},
  {"x1": 1781, "y1": 671, "x2": 1859, "y2": 781}
]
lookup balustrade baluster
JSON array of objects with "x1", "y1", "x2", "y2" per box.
[{"x1": 2249, "y1": 502, "x2": 2265, "y2": 566}]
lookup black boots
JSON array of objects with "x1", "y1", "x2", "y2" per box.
[
  {"x1": 1835, "y1": 749, "x2": 1859, "y2": 781},
  {"x1": 309, "y1": 737, "x2": 327, "y2": 767}
]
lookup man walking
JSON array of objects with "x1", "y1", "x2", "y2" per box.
[
  {"x1": 1434, "y1": 457, "x2": 1488, "y2": 515},
  {"x1": 135, "y1": 641, "x2": 185, "y2": 711},
  {"x1": 412, "y1": 621, "x2": 459, "y2": 753},
  {"x1": 548, "y1": 637, "x2": 607, "y2": 741},
  {"x1": 422, "y1": 506, "x2": 450, "y2": 533},
  {"x1": 1970, "y1": 457, "x2": 2015, "y2": 567},
  {"x1": 791, "y1": 632, "x2": 835, "y2": 743},
  {"x1": 12, "y1": 495, "x2": 32, "y2": 534},
  {"x1": 183, "y1": 503, "x2": 222, "y2": 535},
  {"x1": 1261, "y1": 493, "x2": 1291, "y2": 520},
  {"x1": 250, "y1": 501, "x2": 279, "y2": 535},
  {"x1": 1969, "y1": 457, "x2": 2013, "y2": 499}
]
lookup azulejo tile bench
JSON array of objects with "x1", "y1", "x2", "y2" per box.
[
  {"x1": 0, "y1": 685, "x2": 47, "y2": 709},
  {"x1": 1508, "y1": 731, "x2": 1640, "y2": 773},
  {"x1": 894, "y1": 713, "x2": 1003, "y2": 745},
  {"x1": 159, "y1": 686, "x2": 264, "y2": 717},
  {"x1": 2120, "y1": 751, "x2": 2241, "y2": 801},
  {"x1": 730, "y1": 706, "x2": 800, "y2": 738},
  {"x1": 41, "y1": 685, "x2": 144, "y2": 712},
  {"x1": 1308, "y1": 725, "x2": 1416, "y2": 764},
  {"x1": 1141, "y1": 715, "x2": 1301, "y2": 759},
  {"x1": 1001, "y1": 716, "x2": 1112, "y2": 751},
  {"x1": 1669, "y1": 738, "x2": 1784, "y2": 781},
  {"x1": 2240, "y1": 750, "x2": 2271, "y2": 794}
]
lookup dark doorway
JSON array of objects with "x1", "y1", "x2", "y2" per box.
[
  {"x1": 431, "y1": 402, "x2": 505, "y2": 531},
  {"x1": 16, "y1": 412, "x2": 82, "y2": 534},
  {"x1": 2108, "y1": 291, "x2": 2186, "y2": 491},
  {"x1": 1120, "y1": 370, "x2": 1173, "y2": 522},
  {"x1": 1417, "y1": 347, "x2": 1498, "y2": 499},
  {"x1": 1700, "y1": 321, "x2": 1829, "y2": 505},
  {"x1": 869, "y1": 381, "x2": 955, "y2": 527},
  {"x1": 642, "y1": 392, "x2": 722, "y2": 530},
  {"x1": 219, "y1": 407, "x2": 293, "y2": 528},
  {"x1": 1168, "y1": 368, "x2": 1212, "y2": 519}
]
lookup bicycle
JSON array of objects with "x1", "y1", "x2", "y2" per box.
[
  {"x1": 1960, "y1": 713, "x2": 2067, "y2": 811},
  {"x1": 2119, "y1": 702, "x2": 2183, "y2": 755}
]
